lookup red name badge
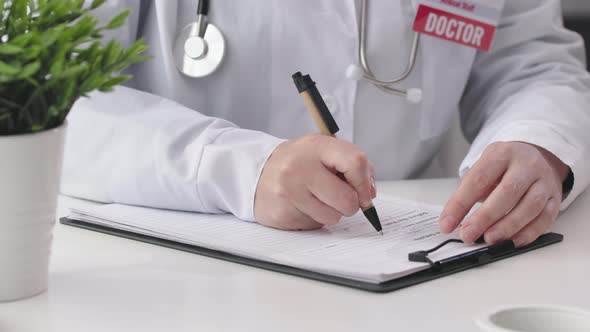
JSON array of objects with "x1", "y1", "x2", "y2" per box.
[{"x1": 413, "y1": 0, "x2": 504, "y2": 51}]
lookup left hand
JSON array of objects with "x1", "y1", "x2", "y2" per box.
[{"x1": 439, "y1": 142, "x2": 570, "y2": 247}]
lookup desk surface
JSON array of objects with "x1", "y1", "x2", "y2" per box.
[{"x1": 1, "y1": 179, "x2": 589, "y2": 332}]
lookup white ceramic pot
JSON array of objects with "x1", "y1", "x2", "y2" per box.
[
  {"x1": 476, "y1": 305, "x2": 590, "y2": 332},
  {"x1": 0, "y1": 123, "x2": 66, "y2": 302}
]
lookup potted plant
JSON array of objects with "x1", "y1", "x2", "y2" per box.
[{"x1": 0, "y1": 0, "x2": 148, "y2": 301}]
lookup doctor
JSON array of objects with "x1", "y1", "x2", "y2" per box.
[{"x1": 63, "y1": 0, "x2": 590, "y2": 247}]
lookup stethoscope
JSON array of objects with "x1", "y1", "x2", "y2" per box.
[
  {"x1": 173, "y1": 0, "x2": 423, "y2": 103},
  {"x1": 173, "y1": 0, "x2": 225, "y2": 78}
]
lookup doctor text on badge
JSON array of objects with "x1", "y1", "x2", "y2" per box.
[{"x1": 413, "y1": 5, "x2": 498, "y2": 51}]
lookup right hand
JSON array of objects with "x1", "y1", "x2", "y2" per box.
[{"x1": 254, "y1": 134, "x2": 376, "y2": 231}]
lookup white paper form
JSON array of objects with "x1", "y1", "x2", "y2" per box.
[{"x1": 69, "y1": 197, "x2": 485, "y2": 284}]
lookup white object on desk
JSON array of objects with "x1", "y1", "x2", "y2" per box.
[
  {"x1": 0, "y1": 125, "x2": 66, "y2": 302},
  {"x1": 1, "y1": 179, "x2": 589, "y2": 332},
  {"x1": 475, "y1": 305, "x2": 590, "y2": 332}
]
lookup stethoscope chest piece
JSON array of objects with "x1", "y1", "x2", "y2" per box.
[{"x1": 173, "y1": 21, "x2": 226, "y2": 78}]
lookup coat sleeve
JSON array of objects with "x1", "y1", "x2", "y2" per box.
[
  {"x1": 62, "y1": 2, "x2": 283, "y2": 221},
  {"x1": 62, "y1": 87, "x2": 283, "y2": 221},
  {"x1": 459, "y1": 0, "x2": 590, "y2": 209}
]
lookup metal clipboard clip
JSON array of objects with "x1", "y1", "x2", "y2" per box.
[{"x1": 408, "y1": 237, "x2": 516, "y2": 272}]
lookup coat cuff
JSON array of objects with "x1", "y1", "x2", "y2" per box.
[{"x1": 197, "y1": 128, "x2": 285, "y2": 221}]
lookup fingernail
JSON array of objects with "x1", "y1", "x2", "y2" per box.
[
  {"x1": 461, "y1": 223, "x2": 477, "y2": 243},
  {"x1": 513, "y1": 236, "x2": 525, "y2": 248},
  {"x1": 485, "y1": 229, "x2": 500, "y2": 244},
  {"x1": 370, "y1": 179, "x2": 377, "y2": 198},
  {"x1": 368, "y1": 164, "x2": 375, "y2": 178},
  {"x1": 513, "y1": 234, "x2": 532, "y2": 248},
  {"x1": 440, "y1": 216, "x2": 454, "y2": 233},
  {"x1": 362, "y1": 200, "x2": 373, "y2": 209}
]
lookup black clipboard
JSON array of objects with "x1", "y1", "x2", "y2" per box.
[{"x1": 60, "y1": 217, "x2": 563, "y2": 293}]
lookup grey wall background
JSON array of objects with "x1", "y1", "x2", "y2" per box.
[
  {"x1": 434, "y1": 0, "x2": 590, "y2": 178},
  {"x1": 562, "y1": 0, "x2": 590, "y2": 17},
  {"x1": 563, "y1": 1, "x2": 590, "y2": 69}
]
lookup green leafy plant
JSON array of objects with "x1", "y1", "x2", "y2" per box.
[{"x1": 0, "y1": 0, "x2": 149, "y2": 135}]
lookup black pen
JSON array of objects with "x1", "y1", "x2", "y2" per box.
[{"x1": 292, "y1": 72, "x2": 383, "y2": 235}]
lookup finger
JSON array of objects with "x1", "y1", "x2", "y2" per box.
[
  {"x1": 318, "y1": 140, "x2": 372, "y2": 209},
  {"x1": 370, "y1": 177, "x2": 377, "y2": 199},
  {"x1": 368, "y1": 161, "x2": 377, "y2": 198},
  {"x1": 482, "y1": 180, "x2": 550, "y2": 244},
  {"x1": 460, "y1": 167, "x2": 537, "y2": 243},
  {"x1": 478, "y1": 179, "x2": 500, "y2": 203},
  {"x1": 292, "y1": 190, "x2": 343, "y2": 226},
  {"x1": 259, "y1": 202, "x2": 323, "y2": 231},
  {"x1": 440, "y1": 144, "x2": 511, "y2": 233},
  {"x1": 308, "y1": 167, "x2": 360, "y2": 217},
  {"x1": 368, "y1": 161, "x2": 376, "y2": 179},
  {"x1": 289, "y1": 211, "x2": 324, "y2": 231},
  {"x1": 512, "y1": 198, "x2": 560, "y2": 247}
]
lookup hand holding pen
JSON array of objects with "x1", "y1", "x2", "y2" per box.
[{"x1": 252, "y1": 72, "x2": 381, "y2": 233}]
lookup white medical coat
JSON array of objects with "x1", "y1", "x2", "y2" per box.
[{"x1": 63, "y1": 0, "x2": 590, "y2": 221}]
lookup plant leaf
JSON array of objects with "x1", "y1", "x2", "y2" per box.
[
  {"x1": 0, "y1": 0, "x2": 148, "y2": 134},
  {"x1": 105, "y1": 41, "x2": 123, "y2": 69},
  {"x1": 0, "y1": 60, "x2": 19, "y2": 75},
  {"x1": 0, "y1": 112, "x2": 11, "y2": 122},
  {"x1": 0, "y1": 44, "x2": 24, "y2": 55},
  {"x1": 90, "y1": 0, "x2": 107, "y2": 10},
  {"x1": 40, "y1": 26, "x2": 64, "y2": 48},
  {"x1": 99, "y1": 74, "x2": 131, "y2": 91},
  {"x1": 17, "y1": 61, "x2": 41, "y2": 78},
  {"x1": 104, "y1": 10, "x2": 130, "y2": 30},
  {"x1": 9, "y1": 32, "x2": 35, "y2": 47},
  {"x1": 23, "y1": 45, "x2": 41, "y2": 60},
  {"x1": 72, "y1": 0, "x2": 85, "y2": 10},
  {"x1": 52, "y1": 63, "x2": 88, "y2": 80}
]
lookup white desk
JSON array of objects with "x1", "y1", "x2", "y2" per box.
[{"x1": 1, "y1": 179, "x2": 589, "y2": 332}]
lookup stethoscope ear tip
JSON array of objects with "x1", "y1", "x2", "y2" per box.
[
  {"x1": 346, "y1": 64, "x2": 365, "y2": 81},
  {"x1": 346, "y1": 64, "x2": 423, "y2": 104},
  {"x1": 406, "y1": 88, "x2": 423, "y2": 104}
]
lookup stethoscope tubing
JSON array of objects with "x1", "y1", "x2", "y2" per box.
[
  {"x1": 356, "y1": 0, "x2": 421, "y2": 97},
  {"x1": 176, "y1": 0, "x2": 422, "y2": 101}
]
